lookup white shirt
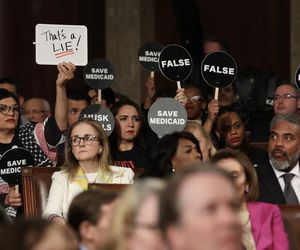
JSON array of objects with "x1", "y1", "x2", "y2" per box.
[{"x1": 270, "y1": 160, "x2": 300, "y2": 201}]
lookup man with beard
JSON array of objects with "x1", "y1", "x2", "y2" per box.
[{"x1": 256, "y1": 114, "x2": 300, "y2": 204}]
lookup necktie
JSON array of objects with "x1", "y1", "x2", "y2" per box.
[{"x1": 282, "y1": 173, "x2": 299, "y2": 205}]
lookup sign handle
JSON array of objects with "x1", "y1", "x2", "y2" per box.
[
  {"x1": 98, "y1": 89, "x2": 102, "y2": 103},
  {"x1": 177, "y1": 81, "x2": 181, "y2": 89},
  {"x1": 214, "y1": 87, "x2": 219, "y2": 100},
  {"x1": 15, "y1": 184, "x2": 19, "y2": 194},
  {"x1": 150, "y1": 71, "x2": 154, "y2": 78}
]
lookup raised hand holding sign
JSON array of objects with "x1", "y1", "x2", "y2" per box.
[
  {"x1": 158, "y1": 44, "x2": 193, "y2": 89},
  {"x1": 201, "y1": 51, "x2": 237, "y2": 100}
]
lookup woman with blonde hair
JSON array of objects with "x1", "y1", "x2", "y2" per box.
[
  {"x1": 105, "y1": 178, "x2": 166, "y2": 250},
  {"x1": 43, "y1": 118, "x2": 134, "y2": 224},
  {"x1": 184, "y1": 120, "x2": 217, "y2": 161}
]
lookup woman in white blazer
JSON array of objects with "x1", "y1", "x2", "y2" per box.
[{"x1": 43, "y1": 118, "x2": 134, "y2": 224}]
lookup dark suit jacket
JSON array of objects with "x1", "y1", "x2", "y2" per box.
[{"x1": 256, "y1": 159, "x2": 286, "y2": 204}]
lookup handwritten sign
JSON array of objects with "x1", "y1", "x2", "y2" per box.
[{"x1": 35, "y1": 24, "x2": 88, "y2": 66}]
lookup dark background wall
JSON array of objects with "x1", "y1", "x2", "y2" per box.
[
  {"x1": 0, "y1": 0, "x2": 290, "y2": 106},
  {"x1": 154, "y1": 0, "x2": 290, "y2": 90}
]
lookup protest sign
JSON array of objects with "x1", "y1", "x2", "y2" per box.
[
  {"x1": 138, "y1": 42, "x2": 163, "y2": 77},
  {"x1": 35, "y1": 24, "x2": 88, "y2": 66},
  {"x1": 158, "y1": 44, "x2": 193, "y2": 89},
  {"x1": 79, "y1": 104, "x2": 115, "y2": 136},
  {"x1": 201, "y1": 51, "x2": 237, "y2": 99},
  {"x1": 0, "y1": 147, "x2": 34, "y2": 186},
  {"x1": 148, "y1": 98, "x2": 187, "y2": 138}
]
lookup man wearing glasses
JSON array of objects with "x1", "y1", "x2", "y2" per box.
[
  {"x1": 273, "y1": 83, "x2": 300, "y2": 115},
  {"x1": 251, "y1": 83, "x2": 300, "y2": 142}
]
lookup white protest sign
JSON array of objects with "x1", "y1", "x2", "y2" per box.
[{"x1": 35, "y1": 24, "x2": 88, "y2": 66}]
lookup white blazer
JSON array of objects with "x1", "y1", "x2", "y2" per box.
[{"x1": 43, "y1": 166, "x2": 134, "y2": 219}]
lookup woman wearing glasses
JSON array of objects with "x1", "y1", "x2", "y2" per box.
[
  {"x1": 0, "y1": 89, "x2": 23, "y2": 217},
  {"x1": 43, "y1": 118, "x2": 134, "y2": 224},
  {"x1": 0, "y1": 63, "x2": 76, "y2": 218}
]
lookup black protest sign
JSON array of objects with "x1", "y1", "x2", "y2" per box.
[
  {"x1": 148, "y1": 98, "x2": 187, "y2": 138},
  {"x1": 296, "y1": 66, "x2": 300, "y2": 91},
  {"x1": 138, "y1": 42, "x2": 164, "y2": 72},
  {"x1": 0, "y1": 147, "x2": 34, "y2": 185},
  {"x1": 79, "y1": 104, "x2": 115, "y2": 136},
  {"x1": 158, "y1": 44, "x2": 193, "y2": 82},
  {"x1": 83, "y1": 59, "x2": 115, "y2": 89},
  {"x1": 201, "y1": 51, "x2": 237, "y2": 88}
]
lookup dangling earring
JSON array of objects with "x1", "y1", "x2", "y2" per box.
[
  {"x1": 245, "y1": 185, "x2": 249, "y2": 193},
  {"x1": 98, "y1": 148, "x2": 102, "y2": 154}
]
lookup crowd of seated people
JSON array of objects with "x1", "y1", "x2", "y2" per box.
[{"x1": 0, "y1": 37, "x2": 299, "y2": 250}]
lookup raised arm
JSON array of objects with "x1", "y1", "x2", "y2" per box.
[{"x1": 55, "y1": 62, "x2": 76, "y2": 131}]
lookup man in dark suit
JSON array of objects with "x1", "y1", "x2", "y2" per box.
[{"x1": 256, "y1": 113, "x2": 300, "y2": 204}]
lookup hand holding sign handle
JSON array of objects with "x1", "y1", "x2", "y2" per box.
[
  {"x1": 150, "y1": 71, "x2": 155, "y2": 78},
  {"x1": 177, "y1": 81, "x2": 181, "y2": 89},
  {"x1": 4, "y1": 186, "x2": 22, "y2": 208}
]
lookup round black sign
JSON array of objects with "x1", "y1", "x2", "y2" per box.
[
  {"x1": 138, "y1": 42, "x2": 163, "y2": 72},
  {"x1": 158, "y1": 44, "x2": 193, "y2": 82},
  {"x1": 0, "y1": 147, "x2": 34, "y2": 185},
  {"x1": 148, "y1": 98, "x2": 187, "y2": 138},
  {"x1": 79, "y1": 104, "x2": 115, "y2": 136},
  {"x1": 295, "y1": 66, "x2": 300, "y2": 91},
  {"x1": 201, "y1": 51, "x2": 237, "y2": 88},
  {"x1": 83, "y1": 58, "x2": 115, "y2": 89}
]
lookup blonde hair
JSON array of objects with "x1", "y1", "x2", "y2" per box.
[
  {"x1": 104, "y1": 178, "x2": 166, "y2": 250},
  {"x1": 63, "y1": 118, "x2": 112, "y2": 179},
  {"x1": 184, "y1": 120, "x2": 217, "y2": 155}
]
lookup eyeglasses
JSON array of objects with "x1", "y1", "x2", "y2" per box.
[
  {"x1": 0, "y1": 104, "x2": 20, "y2": 115},
  {"x1": 187, "y1": 95, "x2": 204, "y2": 103},
  {"x1": 274, "y1": 94, "x2": 298, "y2": 101},
  {"x1": 69, "y1": 135, "x2": 100, "y2": 146}
]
